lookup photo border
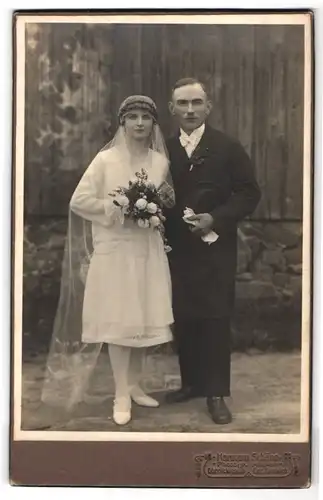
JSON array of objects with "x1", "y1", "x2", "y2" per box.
[{"x1": 10, "y1": 10, "x2": 314, "y2": 487}]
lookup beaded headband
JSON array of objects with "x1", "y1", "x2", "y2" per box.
[{"x1": 118, "y1": 95, "x2": 158, "y2": 123}]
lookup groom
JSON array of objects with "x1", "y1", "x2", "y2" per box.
[{"x1": 164, "y1": 78, "x2": 261, "y2": 424}]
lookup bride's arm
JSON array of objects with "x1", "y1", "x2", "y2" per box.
[
  {"x1": 70, "y1": 153, "x2": 119, "y2": 227},
  {"x1": 152, "y1": 153, "x2": 169, "y2": 187}
]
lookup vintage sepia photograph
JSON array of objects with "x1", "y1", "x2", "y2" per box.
[{"x1": 11, "y1": 11, "x2": 313, "y2": 487}]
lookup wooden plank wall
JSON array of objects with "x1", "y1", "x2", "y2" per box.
[{"x1": 24, "y1": 23, "x2": 304, "y2": 220}]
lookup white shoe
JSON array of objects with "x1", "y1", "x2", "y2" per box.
[
  {"x1": 113, "y1": 396, "x2": 131, "y2": 425},
  {"x1": 130, "y1": 386, "x2": 159, "y2": 408}
]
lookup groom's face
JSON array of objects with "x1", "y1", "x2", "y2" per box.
[{"x1": 169, "y1": 83, "x2": 212, "y2": 134}]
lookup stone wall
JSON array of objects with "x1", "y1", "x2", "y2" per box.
[
  {"x1": 233, "y1": 221, "x2": 302, "y2": 350},
  {"x1": 23, "y1": 219, "x2": 303, "y2": 354}
]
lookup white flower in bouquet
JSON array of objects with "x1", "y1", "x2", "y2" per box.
[
  {"x1": 137, "y1": 218, "x2": 150, "y2": 229},
  {"x1": 147, "y1": 202, "x2": 158, "y2": 214},
  {"x1": 147, "y1": 180, "x2": 156, "y2": 189},
  {"x1": 135, "y1": 198, "x2": 148, "y2": 210},
  {"x1": 149, "y1": 215, "x2": 161, "y2": 228},
  {"x1": 116, "y1": 194, "x2": 129, "y2": 207}
]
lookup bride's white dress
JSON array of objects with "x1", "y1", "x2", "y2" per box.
[{"x1": 70, "y1": 147, "x2": 174, "y2": 347}]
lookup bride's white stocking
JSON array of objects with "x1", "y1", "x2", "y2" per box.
[
  {"x1": 128, "y1": 348, "x2": 159, "y2": 407},
  {"x1": 128, "y1": 348, "x2": 145, "y2": 391},
  {"x1": 108, "y1": 344, "x2": 131, "y2": 399}
]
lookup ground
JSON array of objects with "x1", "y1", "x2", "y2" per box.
[{"x1": 21, "y1": 351, "x2": 301, "y2": 434}]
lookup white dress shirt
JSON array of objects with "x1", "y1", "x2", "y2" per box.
[{"x1": 179, "y1": 123, "x2": 205, "y2": 158}]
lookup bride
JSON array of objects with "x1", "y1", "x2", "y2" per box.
[{"x1": 41, "y1": 95, "x2": 175, "y2": 426}]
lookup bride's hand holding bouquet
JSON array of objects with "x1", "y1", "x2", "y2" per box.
[{"x1": 109, "y1": 168, "x2": 171, "y2": 252}]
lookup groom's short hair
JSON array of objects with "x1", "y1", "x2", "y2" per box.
[{"x1": 171, "y1": 77, "x2": 208, "y2": 97}]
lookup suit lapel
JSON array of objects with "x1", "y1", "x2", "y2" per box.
[
  {"x1": 189, "y1": 125, "x2": 212, "y2": 164},
  {"x1": 169, "y1": 125, "x2": 214, "y2": 178},
  {"x1": 168, "y1": 133, "x2": 191, "y2": 176}
]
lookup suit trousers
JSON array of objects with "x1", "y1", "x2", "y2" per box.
[{"x1": 173, "y1": 317, "x2": 231, "y2": 397}]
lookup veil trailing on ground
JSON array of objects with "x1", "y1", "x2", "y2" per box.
[
  {"x1": 41, "y1": 210, "x2": 102, "y2": 411},
  {"x1": 41, "y1": 96, "x2": 175, "y2": 413}
]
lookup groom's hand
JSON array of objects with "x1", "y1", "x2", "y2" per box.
[{"x1": 186, "y1": 213, "x2": 214, "y2": 236}]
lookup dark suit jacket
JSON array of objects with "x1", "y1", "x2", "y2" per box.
[{"x1": 165, "y1": 125, "x2": 261, "y2": 320}]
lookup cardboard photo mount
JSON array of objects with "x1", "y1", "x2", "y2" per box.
[{"x1": 10, "y1": 10, "x2": 314, "y2": 488}]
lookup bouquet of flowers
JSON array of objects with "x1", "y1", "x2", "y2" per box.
[{"x1": 109, "y1": 168, "x2": 171, "y2": 252}]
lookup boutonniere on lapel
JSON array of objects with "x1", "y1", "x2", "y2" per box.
[{"x1": 189, "y1": 147, "x2": 210, "y2": 172}]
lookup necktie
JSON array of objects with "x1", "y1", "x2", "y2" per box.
[
  {"x1": 179, "y1": 134, "x2": 195, "y2": 158},
  {"x1": 179, "y1": 135, "x2": 192, "y2": 148}
]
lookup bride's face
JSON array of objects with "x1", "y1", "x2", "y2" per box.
[{"x1": 123, "y1": 110, "x2": 154, "y2": 141}]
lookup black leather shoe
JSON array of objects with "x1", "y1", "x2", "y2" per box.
[
  {"x1": 165, "y1": 386, "x2": 197, "y2": 404},
  {"x1": 207, "y1": 397, "x2": 232, "y2": 424}
]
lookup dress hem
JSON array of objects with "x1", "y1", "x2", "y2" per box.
[{"x1": 82, "y1": 335, "x2": 173, "y2": 348}]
